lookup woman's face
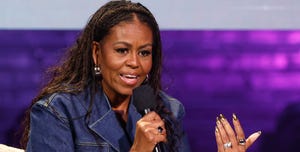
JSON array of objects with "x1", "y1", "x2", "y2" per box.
[{"x1": 93, "y1": 18, "x2": 153, "y2": 98}]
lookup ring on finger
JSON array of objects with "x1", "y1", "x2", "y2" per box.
[
  {"x1": 238, "y1": 138, "x2": 246, "y2": 146},
  {"x1": 223, "y1": 142, "x2": 232, "y2": 149},
  {"x1": 157, "y1": 126, "x2": 163, "y2": 134}
]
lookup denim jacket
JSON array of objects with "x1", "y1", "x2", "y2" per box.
[{"x1": 26, "y1": 86, "x2": 190, "y2": 152}]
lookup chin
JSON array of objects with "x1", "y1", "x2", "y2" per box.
[
  {"x1": 116, "y1": 83, "x2": 143, "y2": 96},
  {"x1": 118, "y1": 87, "x2": 134, "y2": 96}
]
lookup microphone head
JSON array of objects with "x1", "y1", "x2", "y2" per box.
[{"x1": 133, "y1": 84, "x2": 158, "y2": 115}]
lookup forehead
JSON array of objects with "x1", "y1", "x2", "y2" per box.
[{"x1": 104, "y1": 18, "x2": 153, "y2": 42}]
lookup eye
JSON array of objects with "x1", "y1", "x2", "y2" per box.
[
  {"x1": 139, "y1": 50, "x2": 152, "y2": 57},
  {"x1": 116, "y1": 48, "x2": 129, "y2": 54}
]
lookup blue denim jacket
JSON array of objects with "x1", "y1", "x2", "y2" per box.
[{"x1": 26, "y1": 86, "x2": 190, "y2": 152}]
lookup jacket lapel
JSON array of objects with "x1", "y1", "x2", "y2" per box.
[
  {"x1": 89, "y1": 111, "x2": 131, "y2": 152},
  {"x1": 126, "y1": 102, "x2": 142, "y2": 142},
  {"x1": 87, "y1": 90, "x2": 130, "y2": 152},
  {"x1": 86, "y1": 87, "x2": 143, "y2": 152}
]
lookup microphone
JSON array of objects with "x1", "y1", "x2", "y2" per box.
[{"x1": 133, "y1": 84, "x2": 163, "y2": 152}]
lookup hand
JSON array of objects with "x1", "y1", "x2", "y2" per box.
[
  {"x1": 215, "y1": 114, "x2": 261, "y2": 152},
  {"x1": 130, "y1": 111, "x2": 167, "y2": 152}
]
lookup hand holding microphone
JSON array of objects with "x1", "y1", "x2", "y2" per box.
[{"x1": 131, "y1": 85, "x2": 166, "y2": 152}]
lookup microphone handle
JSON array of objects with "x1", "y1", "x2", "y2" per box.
[{"x1": 154, "y1": 143, "x2": 163, "y2": 152}]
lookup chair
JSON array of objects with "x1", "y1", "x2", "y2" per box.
[{"x1": 0, "y1": 144, "x2": 24, "y2": 152}]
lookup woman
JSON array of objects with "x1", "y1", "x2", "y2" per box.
[
  {"x1": 21, "y1": 1, "x2": 187, "y2": 152},
  {"x1": 20, "y1": 1, "x2": 260, "y2": 152}
]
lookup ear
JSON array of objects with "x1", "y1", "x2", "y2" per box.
[{"x1": 92, "y1": 41, "x2": 100, "y2": 65}]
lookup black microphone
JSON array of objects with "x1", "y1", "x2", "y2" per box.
[{"x1": 133, "y1": 84, "x2": 163, "y2": 152}]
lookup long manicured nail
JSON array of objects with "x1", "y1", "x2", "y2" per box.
[
  {"x1": 248, "y1": 130, "x2": 262, "y2": 141},
  {"x1": 233, "y1": 113, "x2": 238, "y2": 121},
  {"x1": 219, "y1": 114, "x2": 226, "y2": 121},
  {"x1": 216, "y1": 117, "x2": 221, "y2": 125}
]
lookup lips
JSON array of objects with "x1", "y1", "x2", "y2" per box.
[{"x1": 120, "y1": 74, "x2": 139, "y2": 86}]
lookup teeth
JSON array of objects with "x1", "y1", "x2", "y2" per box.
[{"x1": 122, "y1": 74, "x2": 137, "y2": 79}]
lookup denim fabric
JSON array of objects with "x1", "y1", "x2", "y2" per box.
[{"x1": 26, "y1": 86, "x2": 190, "y2": 152}]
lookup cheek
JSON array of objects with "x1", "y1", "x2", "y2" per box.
[
  {"x1": 99, "y1": 60, "x2": 121, "y2": 80},
  {"x1": 101, "y1": 60, "x2": 123, "y2": 74},
  {"x1": 101, "y1": 53, "x2": 123, "y2": 69},
  {"x1": 143, "y1": 60, "x2": 152, "y2": 73}
]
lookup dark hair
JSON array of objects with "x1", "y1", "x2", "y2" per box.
[{"x1": 21, "y1": 1, "x2": 180, "y2": 151}]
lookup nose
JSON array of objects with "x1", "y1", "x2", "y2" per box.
[{"x1": 126, "y1": 52, "x2": 139, "y2": 69}]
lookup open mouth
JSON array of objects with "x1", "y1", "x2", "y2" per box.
[
  {"x1": 120, "y1": 74, "x2": 138, "y2": 79},
  {"x1": 120, "y1": 74, "x2": 139, "y2": 85}
]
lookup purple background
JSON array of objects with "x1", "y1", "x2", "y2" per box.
[{"x1": 1, "y1": 30, "x2": 300, "y2": 151}]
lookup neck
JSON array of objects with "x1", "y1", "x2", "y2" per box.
[
  {"x1": 100, "y1": 82, "x2": 131, "y2": 122},
  {"x1": 110, "y1": 95, "x2": 131, "y2": 122}
]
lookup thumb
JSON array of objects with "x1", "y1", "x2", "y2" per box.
[{"x1": 245, "y1": 131, "x2": 262, "y2": 149}]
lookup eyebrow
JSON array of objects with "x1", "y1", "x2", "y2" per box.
[{"x1": 113, "y1": 41, "x2": 153, "y2": 50}]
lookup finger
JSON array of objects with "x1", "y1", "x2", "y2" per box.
[
  {"x1": 143, "y1": 111, "x2": 161, "y2": 121},
  {"x1": 219, "y1": 114, "x2": 238, "y2": 146},
  {"x1": 145, "y1": 128, "x2": 167, "y2": 144},
  {"x1": 232, "y1": 113, "x2": 246, "y2": 147},
  {"x1": 155, "y1": 130, "x2": 167, "y2": 143},
  {"x1": 145, "y1": 126, "x2": 167, "y2": 143},
  {"x1": 137, "y1": 121, "x2": 154, "y2": 134},
  {"x1": 232, "y1": 113, "x2": 245, "y2": 138},
  {"x1": 143, "y1": 119, "x2": 165, "y2": 133},
  {"x1": 216, "y1": 117, "x2": 230, "y2": 144},
  {"x1": 140, "y1": 113, "x2": 164, "y2": 128},
  {"x1": 138, "y1": 120, "x2": 166, "y2": 137},
  {"x1": 142, "y1": 119, "x2": 164, "y2": 127},
  {"x1": 143, "y1": 113, "x2": 166, "y2": 133},
  {"x1": 143, "y1": 125, "x2": 166, "y2": 143},
  {"x1": 141, "y1": 112, "x2": 167, "y2": 143},
  {"x1": 215, "y1": 126, "x2": 225, "y2": 152},
  {"x1": 245, "y1": 131, "x2": 262, "y2": 149},
  {"x1": 147, "y1": 125, "x2": 166, "y2": 136}
]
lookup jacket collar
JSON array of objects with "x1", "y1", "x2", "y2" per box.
[{"x1": 87, "y1": 87, "x2": 142, "y2": 152}]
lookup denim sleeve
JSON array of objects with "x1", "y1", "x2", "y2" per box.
[
  {"x1": 26, "y1": 103, "x2": 74, "y2": 152},
  {"x1": 179, "y1": 131, "x2": 191, "y2": 152}
]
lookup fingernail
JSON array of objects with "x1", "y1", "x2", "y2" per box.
[
  {"x1": 219, "y1": 114, "x2": 226, "y2": 121},
  {"x1": 232, "y1": 113, "x2": 238, "y2": 121},
  {"x1": 257, "y1": 131, "x2": 262, "y2": 134},
  {"x1": 216, "y1": 117, "x2": 221, "y2": 125},
  {"x1": 215, "y1": 126, "x2": 219, "y2": 133}
]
